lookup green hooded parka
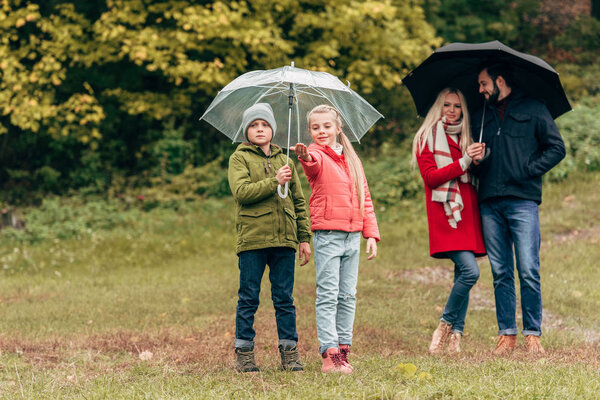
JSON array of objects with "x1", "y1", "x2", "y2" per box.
[{"x1": 228, "y1": 143, "x2": 311, "y2": 254}]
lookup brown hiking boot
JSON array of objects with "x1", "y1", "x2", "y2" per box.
[
  {"x1": 492, "y1": 335, "x2": 518, "y2": 355},
  {"x1": 429, "y1": 321, "x2": 452, "y2": 354},
  {"x1": 447, "y1": 332, "x2": 462, "y2": 354},
  {"x1": 279, "y1": 344, "x2": 303, "y2": 371},
  {"x1": 524, "y1": 335, "x2": 545, "y2": 355},
  {"x1": 235, "y1": 347, "x2": 259, "y2": 372}
]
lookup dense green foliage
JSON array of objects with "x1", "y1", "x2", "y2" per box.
[
  {"x1": 0, "y1": 0, "x2": 439, "y2": 202},
  {"x1": 0, "y1": 0, "x2": 599, "y2": 205}
]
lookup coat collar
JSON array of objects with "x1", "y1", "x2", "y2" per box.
[
  {"x1": 446, "y1": 134, "x2": 462, "y2": 152},
  {"x1": 236, "y1": 142, "x2": 282, "y2": 157},
  {"x1": 308, "y1": 143, "x2": 345, "y2": 163}
]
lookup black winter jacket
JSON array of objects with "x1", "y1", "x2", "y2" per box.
[{"x1": 471, "y1": 91, "x2": 566, "y2": 204}]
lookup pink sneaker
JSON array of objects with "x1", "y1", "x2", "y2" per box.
[
  {"x1": 338, "y1": 344, "x2": 354, "y2": 372},
  {"x1": 321, "y1": 348, "x2": 352, "y2": 374}
]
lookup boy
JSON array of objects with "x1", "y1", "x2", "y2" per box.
[{"x1": 228, "y1": 103, "x2": 312, "y2": 372}]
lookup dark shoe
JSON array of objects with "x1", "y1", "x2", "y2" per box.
[
  {"x1": 492, "y1": 335, "x2": 518, "y2": 355},
  {"x1": 279, "y1": 344, "x2": 303, "y2": 371},
  {"x1": 235, "y1": 347, "x2": 259, "y2": 372},
  {"x1": 524, "y1": 335, "x2": 545, "y2": 355}
]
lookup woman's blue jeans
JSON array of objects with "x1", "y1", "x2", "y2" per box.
[
  {"x1": 235, "y1": 247, "x2": 298, "y2": 349},
  {"x1": 479, "y1": 197, "x2": 542, "y2": 337},
  {"x1": 440, "y1": 251, "x2": 480, "y2": 334}
]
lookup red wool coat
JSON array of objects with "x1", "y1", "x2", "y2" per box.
[
  {"x1": 299, "y1": 143, "x2": 380, "y2": 241},
  {"x1": 416, "y1": 135, "x2": 486, "y2": 259}
]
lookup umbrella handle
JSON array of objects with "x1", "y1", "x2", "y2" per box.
[{"x1": 277, "y1": 182, "x2": 289, "y2": 199}]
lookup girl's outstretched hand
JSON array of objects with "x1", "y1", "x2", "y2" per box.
[
  {"x1": 366, "y1": 238, "x2": 377, "y2": 260},
  {"x1": 298, "y1": 242, "x2": 311, "y2": 266},
  {"x1": 291, "y1": 143, "x2": 312, "y2": 162}
]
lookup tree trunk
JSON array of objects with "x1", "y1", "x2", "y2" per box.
[{"x1": 593, "y1": 0, "x2": 600, "y2": 19}]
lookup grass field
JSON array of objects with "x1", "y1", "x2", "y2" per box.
[{"x1": 0, "y1": 171, "x2": 599, "y2": 399}]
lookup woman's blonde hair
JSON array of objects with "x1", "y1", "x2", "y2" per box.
[
  {"x1": 307, "y1": 104, "x2": 365, "y2": 212},
  {"x1": 411, "y1": 88, "x2": 472, "y2": 167}
]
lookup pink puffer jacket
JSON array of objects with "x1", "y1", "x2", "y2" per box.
[{"x1": 298, "y1": 143, "x2": 380, "y2": 241}]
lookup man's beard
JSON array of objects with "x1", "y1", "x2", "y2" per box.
[{"x1": 485, "y1": 83, "x2": 501, "y2": 104}]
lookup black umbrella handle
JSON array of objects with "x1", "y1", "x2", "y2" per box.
[{"x1": 478, "y1": 106, "x2": 485, "y2": 143}]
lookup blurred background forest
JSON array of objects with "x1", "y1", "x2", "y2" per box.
[{"x1": 1, "y1": 0, "x2": 599, "y2": 209}]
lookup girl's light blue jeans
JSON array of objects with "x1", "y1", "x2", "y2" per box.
[{"x1": 313, "y1": 230, "x2": 361, "y2": 354}]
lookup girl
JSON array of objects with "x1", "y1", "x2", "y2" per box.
[
  {"x1": 293, "y1": 104, "x2": 380, "y2": 373},
  {"x1": 412, "y1": 88, "x2": 486, "y2": 354}
]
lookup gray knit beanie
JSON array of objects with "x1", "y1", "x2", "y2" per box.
[{"x1": 242, "y1": 103, "x2": 277, "y2": 141}]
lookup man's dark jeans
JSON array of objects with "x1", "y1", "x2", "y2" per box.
[
  {"x1": 480, "y1": 197, "x2": 542, "y2": 337},
  {"x1": 235, "y1": 247, "x2": 298, "y2": 348}
]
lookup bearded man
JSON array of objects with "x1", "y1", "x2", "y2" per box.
[{"x1": 467, "y1": 62, "x2": 566, "y2": 355}]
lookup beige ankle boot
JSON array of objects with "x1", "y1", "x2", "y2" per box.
[
  {"x1": 428, "y1": 321, "x2": 452, "y2": 354},
  {"x1": 447, "y1": 332, "x2": 462, "y2": 353}
]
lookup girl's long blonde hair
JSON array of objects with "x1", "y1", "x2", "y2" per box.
[
  {"x1": 411, "y1": 88, "x2": 472, "y2": 167},
  {"x1": 307, "y1": 104, "x2": 365, "y2": 212}
]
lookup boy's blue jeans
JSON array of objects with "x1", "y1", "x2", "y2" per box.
[
  {"x1": 314, "y1": 230, "x2": 361, "y2": 354},
  {"x1": 235, "y1": 247, "x2": 298, "y2": 349},
  {"x1": 440, "y1": 251, "x2": 480, "y2": 334},
  {"x1": 480, "y1": 197, "x2": 542, "y2": 337}
]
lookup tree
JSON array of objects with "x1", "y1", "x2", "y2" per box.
[{"x1": 0, "y1": 0, "x2": 439, "y2": 200}]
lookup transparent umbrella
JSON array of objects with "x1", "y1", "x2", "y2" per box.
[{"x1": 200, "y1": 62, "x2": 383, "y2": 198}]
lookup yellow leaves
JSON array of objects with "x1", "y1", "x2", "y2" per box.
[
  {"x1": 91, "y1": 128, "x2": 102, "y2": 139},
  {"x1": 396, "y1": 362, "x2": 418, "y2": 377},
  {"x1": 418, "y1": 372, "x2": 433, "y2": 381},
  {"x1": 15, "y1": 18, "x2": 25, "y2": 28},
  {"x1": 29, "y1": 73, "x2": 38, "y2": 83},
  {"x1": 396, "y1": 362, "x2": 433, "y2": 381},
  {"x1": 133, "y1": 50, "x2": 147, "y2": 61}
]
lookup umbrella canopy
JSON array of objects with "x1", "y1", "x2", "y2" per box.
[
  {"x1": 200, "y1": 64, "x2": 383, "y2": 148},
  {"x1": 402, "y1": 40, "x2": 571, "y2": 119}
]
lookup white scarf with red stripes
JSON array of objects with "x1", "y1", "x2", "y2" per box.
[{"x1": 427, "y1": 117, "x2": 468, "y2": 228}]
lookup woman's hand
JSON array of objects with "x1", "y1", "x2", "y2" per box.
[
  {"x1": 467, "y1": 142, "x2": 486, "y2": 165},
  {"x1": 366, "y1": 237, "x2": 378, "y2": 260},
  {"x1": 291, "y1": 143, "x2": 312, "y2": 162},
  {"x1": 276, "y1": 165, "x2": 292, "y2": 185}
]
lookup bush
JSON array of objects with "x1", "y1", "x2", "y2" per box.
[
  {"x1": 361, "y1": 142, "x2": 422, "y2": 208},
  {"x1": 549, "y1": 97, "x2": 600, "y2": 181},
  {"x1": 0, "y1": 195, "x2": 150, "y2": 245},
  {"x1": 133, "y1": 157, "x2": 230, "y2": 211}
]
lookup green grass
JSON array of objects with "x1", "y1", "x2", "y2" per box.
[{"x1": 0, "y1": 172, "x2": 599, "y2": 399}]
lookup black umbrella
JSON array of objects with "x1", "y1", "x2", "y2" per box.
[{"x1": 402, "y1": 40, "x2": 572, "y2": 120}]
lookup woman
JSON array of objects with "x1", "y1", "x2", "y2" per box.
[{"x1": 412, "y1": 88, "x2": 486, "y2": 354}]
